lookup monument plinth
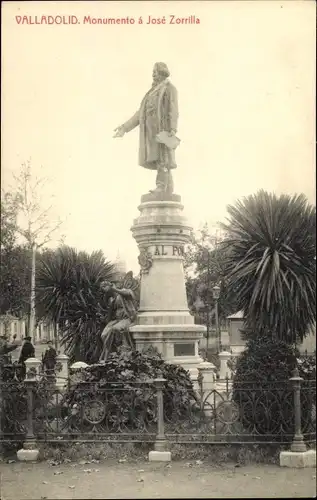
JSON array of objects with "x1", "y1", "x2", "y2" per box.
[{"x1": 130, "y1": 191, "x2": 207, "y2": 382}]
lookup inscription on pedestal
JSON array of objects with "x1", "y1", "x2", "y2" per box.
[
  {"x1": 153, "y1": 245, "x2": 185, "y2": 257},
  {"x1": 174, "y1": 343, "x2": 195, "y2": 357}
]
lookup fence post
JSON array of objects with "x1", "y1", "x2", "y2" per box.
[
  {"x1": 17, "y1": 368, "x2": 40, "y2": 461},
  {"x1": 149, "y1": 378, "x2": 171, "y2": 462},
  {"x1": 55, "y1": 353, "x2": 69, "y2": 390},
  {"x1": 280, "y1": 366, "x2": 316, "y2": 467},
  {"x1": 24, "y1": 357, "x2": 42, "y2": 381},
  {"x1": 219, "y1": 350, "x2": 232, "y2": 380},
  {"x1": 290, "y1": 367, "x2": 307, "y2": 453}
]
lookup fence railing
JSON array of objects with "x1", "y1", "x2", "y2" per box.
[{"x1": 1, "y1": 364, "x2": 315, "y2": 451}]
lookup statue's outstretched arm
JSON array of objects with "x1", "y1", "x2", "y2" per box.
[
  {"x1": 122, "y1": 110, "x2": 140, "y2": 133},
  {"x1": 114, "y1": 110, "x2": 139, "y2": 138}
]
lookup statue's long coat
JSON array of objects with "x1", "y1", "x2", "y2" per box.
[{"x1": 122, "y1": 79, "x2": 179, "y2": 170}]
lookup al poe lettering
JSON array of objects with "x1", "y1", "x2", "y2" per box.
[{"x1": 153, "y1": 245, "x2": 185, "y2": 256}]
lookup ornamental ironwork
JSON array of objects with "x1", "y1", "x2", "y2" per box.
[
  {"x1": 83, "y1": 399, "x2": 106, "y2": 425},
  {"x1": 1, "y1": 371, "x2": 315, "y2": 447}
]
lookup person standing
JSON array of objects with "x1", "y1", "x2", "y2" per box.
[
  {"x1": 42, "y1": 340, "x2": 57, "y2": 377},
  {"x1": 18, "y1": 336, "x2": 35, "y2": 377}
]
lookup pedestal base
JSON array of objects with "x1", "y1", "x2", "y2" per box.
[
  {"x1": 131, "y1": 323, "x2": 204, "y2": 374},
  {"x1": 148, "y1": 450, "x2": 172, "y2": 462},
  {"x1": 17, "y1": 448, "x2": 40, "y2": 462},
  {"x1": 279, "y1": 449, "x2": 316, "y2": 468}
]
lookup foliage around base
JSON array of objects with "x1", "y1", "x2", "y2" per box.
[
  {"x1": 65, "y1": 346, "x2": 198, "y2": 429},
  {"x1": 232, "y1": 335, "x2": 316, "y2": 441}
]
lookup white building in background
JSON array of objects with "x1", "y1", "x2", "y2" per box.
[
  {"x1": 227, "y1": 311, "x2": 316, "y2": 355},
  {"x1": 0, "y1": 315, "x2": 54, "y2": 344}
]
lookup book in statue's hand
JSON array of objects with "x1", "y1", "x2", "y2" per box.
[{"x1": 156, "y1": 130, "x2": 181, "y2": 150}]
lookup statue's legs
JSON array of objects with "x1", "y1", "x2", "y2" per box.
[
  {"x1": 150, "y1": 144, "x2": 176, "y2": 194},
  {"x1": 153, "y1": 166, "x2": 174, "y2": 193},
  {"x1": 167, "y1": 170, "x2": 174, "y2": 194},
  {"x1": 99, "y1": 319, "x2": 133, "y2": 361},
  {"x1": 155, "y1": 165, "x2": 168, "y2": 192}
]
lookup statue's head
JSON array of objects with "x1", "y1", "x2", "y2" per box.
[
  {"x1": 153, "y1": 62, "x2": 170, "y2": 84},
  {"x1": 101, "y1": 281, "x2": 113, "y2": 294}
]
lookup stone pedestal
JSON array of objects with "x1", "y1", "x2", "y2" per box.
[
  {"x1": 24, "y1": 357, "x2": 42, "y2": 381},
  {"x1": 17, "y1": 446, "x2": 39, "y2": 462},
  {"x1": 280, "y1": 449, "x2": 316, "y2": 468},
  {"x1": 218, "y1": 350, "x2": 232, "y2": 380},
  {"x1": 130, "y1": 192, "x2": 207, "y2": 379},
  {"x1": 198, "y1": 361, "x2": 216, "y2": 417},
  {"x1": 70, "y1": 361, "x2": 88, "y2": 386},
  {"x1": 148, "y1": 450, "x2": 171, "y2": 462}
]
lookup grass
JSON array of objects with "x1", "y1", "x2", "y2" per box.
[{"x1": 38, "y1": 441, "x2": 289, "y2": 466}]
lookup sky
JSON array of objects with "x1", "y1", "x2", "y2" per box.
[{"x1": 2, "y1": 0, "x2": 316, "y2": 273}]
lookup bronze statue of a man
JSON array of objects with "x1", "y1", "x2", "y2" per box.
[{"x1": 113, "y1": 62, "x2": 179, "y2": 194}]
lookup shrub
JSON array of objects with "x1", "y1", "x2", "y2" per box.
[
  {"x1": 0, "y1": 367, "x2": 59, "y2": 455},
  {"x1": 64, "y1": 346, "x2": 198, "y2": 431},
  {"x1": 232, "y1": 335, "x2": 315, "y2": 441},
  {"x1": 297, "y1": 352, "x2": 316, "y2": 380},
  {"x1": 0, "y1": 379, "x2": 27, "y2": 454}
]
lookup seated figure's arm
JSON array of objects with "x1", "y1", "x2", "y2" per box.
[{"x1": 114, "y1": 287, "x2": 135, "y2": 300}]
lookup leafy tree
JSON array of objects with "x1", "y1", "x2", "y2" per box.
[
  {"x1": 0, "y1": 191, "x2": 19, "y2": 250},
  {"x1": 184, "y1": 224, "x2": 237, "y2": 326},
  {"x1": 11, "y1": 160, "x2": 63, "y2": 339},
  {"x1": 36, "y1": 246, "x2": 117, "y2": 363},
  {"x1": 0, "y1": 191, "x2": 30, "y2": 317},
  {"x1": 0, "y1": 244, "x2": 30, "y2": 317},
  {"x1": 222, "y1": 191, "x2": 316, "y2": 344}
]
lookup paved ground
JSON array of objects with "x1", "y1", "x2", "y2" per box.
[{"x1": 0, "y1": 460, "x2": 316, "y2": 499}]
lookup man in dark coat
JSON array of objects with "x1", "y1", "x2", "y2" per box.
[
  {"x1": 18, "y1": 336, "x2": 35, "y2": 377},
  {"x1": 42, "y1": 340, "x2": 57, "y2": 377}
]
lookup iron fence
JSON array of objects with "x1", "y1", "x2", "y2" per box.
[
  {"x1": 0, "y1": 367, "x2": 315, "y2": 450},
  {"x1": 163, "y1": 375, "x2": 316, "y2": 445},
  {"x1": 32, "y1": 380, "x2": 158, "y2": 443}
]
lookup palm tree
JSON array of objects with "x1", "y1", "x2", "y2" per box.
[
  {"x1": 222, "y1": 190, "x2": 316, "y2": 344},
  {"x1": 36, "y1": 246, "x2": 117, "y2": 363}
]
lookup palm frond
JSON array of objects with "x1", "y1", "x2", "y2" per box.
[
  {"x1": 36, "y1": 245, "x2": 118, "y2": 362},
  {"x1": 221, "y1": 190, "x2": 316, "y2": 343}
]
